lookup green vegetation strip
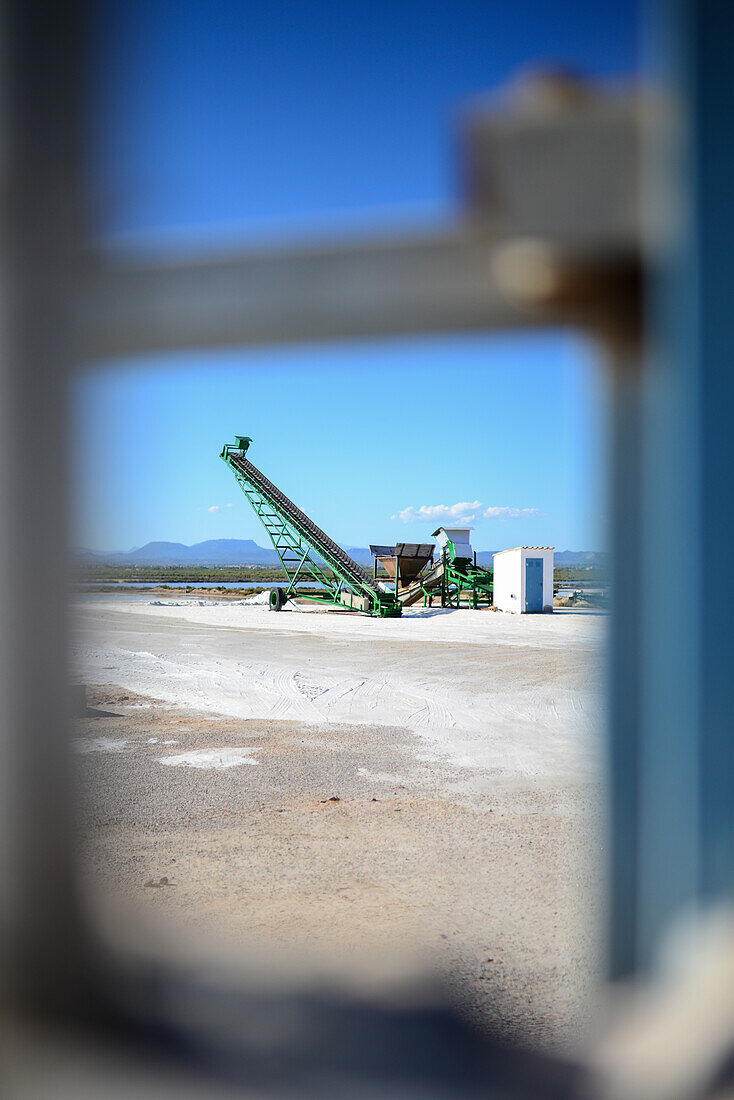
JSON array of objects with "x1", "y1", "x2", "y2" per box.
[
  {"x1": 77, "y1": 565, "x2": 293, "y2": 583},
  {"x1": 78, "y1": 564, "x2": 606, "y2": 585}
]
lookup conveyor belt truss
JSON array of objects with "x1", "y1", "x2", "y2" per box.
[
  {"x1": 220, "y1": 436, "x2": 401, "y2": 617},
  {"x1": 398, "y1": 551, "x2": 493, "y2": 609}
]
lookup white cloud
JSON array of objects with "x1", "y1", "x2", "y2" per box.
[
  {"x1": 392, "y1": 501, "x2": 539, "y2": 524},
  {"x1": 482, "y1": 506, "x2": 539, "y2": 520},
  {"x1": 208, "y1": 505, "x2": 221, "y2": 513},
  {"x1": 392, "y1": 501, "x2": 483, "y2": 525},
  {"x1": 225, "y1": 503, "x2": 233, "y2": 508}
]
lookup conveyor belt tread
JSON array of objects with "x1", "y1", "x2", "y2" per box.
[{"x1": 230, "y1": 454, "x2": 381, "y2": 597}]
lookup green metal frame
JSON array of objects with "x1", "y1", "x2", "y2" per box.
[
  {"x1": 422, "y1": 549, "x2": 493, "y2": 609},
  {"x1": 220, "y1": 438, "x2": 401, "y2": 617}
]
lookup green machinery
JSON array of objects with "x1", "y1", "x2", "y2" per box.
[
  {"x1": 398, "y1": 536, "x2": 493, "y2": 609},
  {"x1": 220, "y1": 436, "x2": 402, "y2": 617}
]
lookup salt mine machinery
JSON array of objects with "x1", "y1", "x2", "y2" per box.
[
  {"x1": 220, "y1": 436, "x2": 402, "y2": 617},
  {"x1": 371, "y1": 527, "x2": 493, "y2": 609}
]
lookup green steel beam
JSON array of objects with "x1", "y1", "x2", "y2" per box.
[
  {"x1": 220, "y1": 438, "x2": 401, "y2": 617},
  {"x1": 420, "y1": 550, "x2": 493, "y2": 609}
]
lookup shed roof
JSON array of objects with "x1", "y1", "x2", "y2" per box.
[{"x1": 493, "y1": 546, "x2": 554, "y2": 555}]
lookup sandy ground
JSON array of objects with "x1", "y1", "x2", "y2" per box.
[{"x1": 73, "y1": 597, "x2": 605, "y2": 1053}]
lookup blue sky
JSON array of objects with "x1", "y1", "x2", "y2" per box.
[{"x1": 75, "y1": 0, "x2": 637, "y2": 552}]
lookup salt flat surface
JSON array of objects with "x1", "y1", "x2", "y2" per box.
[
  {"x1": 158, "y1": 747, "x2": 260, "y2": 770},
  {"x1": 74, "y1": 736, "x2": 128, "y2": 754},
  {"x1": 74, "y1": 599, "x2": 604, "y2": 781},
  {"x1": 85, "y1": 597, "x2": 605, "y2": 649}
]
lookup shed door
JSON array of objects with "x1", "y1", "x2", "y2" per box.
[{"x1": 525, "y1": 557, "x2": 543, "y2": 612}]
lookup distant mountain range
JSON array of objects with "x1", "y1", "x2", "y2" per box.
[{"x1": 76, "y1": 539, "x2": 606, "y2": 569}]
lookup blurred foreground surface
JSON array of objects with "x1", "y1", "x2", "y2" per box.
[{"x1": 74, "y1": 598, "x2": 603, "y2": 1052}]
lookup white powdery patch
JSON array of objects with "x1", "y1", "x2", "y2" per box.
[
  {"x1": 243, "y1": 590, "x2": 271, "y2": 605},
  {"x1": 157, "y1": 747, "x2": 260, "y2": 770},
  {"x1": 74, "y1": 737, "x2": 128, "y2": 754}
]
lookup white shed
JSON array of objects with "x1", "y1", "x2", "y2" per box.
[{"x1": 492, "y1": 547, "x2": 554, "y2": 613}]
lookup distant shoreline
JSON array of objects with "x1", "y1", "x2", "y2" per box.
[{"x1": 75, "y1": 584, "x2": 261, "y2": 598}]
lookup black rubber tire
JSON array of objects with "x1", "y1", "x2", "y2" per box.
[{"x1": 269, "y1": 586, "x2": 287, "y2": 611}]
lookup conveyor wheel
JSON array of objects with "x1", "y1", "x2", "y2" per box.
[{"x1": 269, "y1": 586, "x2": 287, "y2": 611}]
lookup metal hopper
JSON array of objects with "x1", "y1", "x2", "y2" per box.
[{"x1": 370, "y1": 543, "x2": 435, "y2": 587}]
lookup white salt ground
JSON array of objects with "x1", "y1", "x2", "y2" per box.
[
  {"x1": 74, "y1": 599, "x2": 604, "y2": 781},
  {"x1": 158, "y1": 747, "x2": 260, "y2": 770},
  {"x1": 108, "y1": 597, "x2": 604, "y2": 648},
  {"x1": 74, "y1": 737, "x2": 128, "y2": 754}
]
